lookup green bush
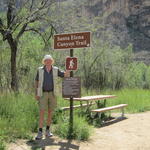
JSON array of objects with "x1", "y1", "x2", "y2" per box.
[
  {"x1": 0, "y1": 92, "x2": 39, "y2": 141},
  {"x1": 0, "y1": 137, "x2": 5, "y2": 150},
  {"x1": 54, "y1": 115, "x2": 92, "y2": 141}
]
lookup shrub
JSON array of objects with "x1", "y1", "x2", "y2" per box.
[
  {"x1": 0, "y1": 93, "x2": 39, "y2": 141},
  {"x1": 54, "y1": 114, "x2": 92, "y2": 141},
  {"x1": 0, "y1": 137, "x2": 5, "y2": 150}
]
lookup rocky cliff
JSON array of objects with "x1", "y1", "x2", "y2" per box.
[{"x1": 85, "y1": 0, "x2": 150, "y2": 52}]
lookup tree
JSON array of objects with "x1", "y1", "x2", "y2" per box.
[{"x1": 0, "y1": 0, "x2": 56, "y2": 91}]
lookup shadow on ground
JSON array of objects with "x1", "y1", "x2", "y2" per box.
[
  {"x1": 101, "y1": 116, "x2": 128, "y2": 127},
  {"x1": 26, "y1": 137, "x2": 79, "y2": 150}
]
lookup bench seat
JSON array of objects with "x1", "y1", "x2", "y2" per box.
[
  {"x1": 91, "y1": 104, "x2": 128, "y2": 118},
  {"x1": 91, "y1": 104, "x2": 128, "y2": 113}
]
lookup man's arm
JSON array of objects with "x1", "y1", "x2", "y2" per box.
[
  {"x1": 58, "y1": 69, "x2": 70, "y2": 78},
  {"x1": 64, "y1": 70, "x2": 70, "y2": 77}
]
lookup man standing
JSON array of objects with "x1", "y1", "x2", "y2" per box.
[{"x1": 35, "y1": 54, "x2": 69, "y2": 140}]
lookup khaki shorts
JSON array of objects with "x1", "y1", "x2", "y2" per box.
[{"x1": 38, "y1": 92, "x2": 57, "y2": 111}]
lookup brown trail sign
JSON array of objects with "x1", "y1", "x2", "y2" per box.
[{"x1": 54, "y1": 32, "x2": 91, "y2": 50}]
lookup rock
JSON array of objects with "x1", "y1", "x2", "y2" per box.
[{"x1": 84, "y1": 0, "x2": 150, "y2": 51}]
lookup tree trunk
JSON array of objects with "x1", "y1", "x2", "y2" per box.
[{"x1": 7, "y1": 34, "x2": 18, "y2": 91}]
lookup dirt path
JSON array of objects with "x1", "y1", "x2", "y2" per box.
[{"x1": 7, "y1": 111, "x2": 150, "y2": 150}]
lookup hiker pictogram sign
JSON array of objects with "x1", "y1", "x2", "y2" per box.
[{"x1": 66, "y1": 57, "x2": 78, "y2": 71}]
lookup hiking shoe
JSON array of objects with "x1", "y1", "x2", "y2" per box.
[
  {"x1": 35, "y1": 131, "x2": 43, "y2": 140},
  {"x1": 45, "y1": 129, "x2": 53, "y2": 137}
]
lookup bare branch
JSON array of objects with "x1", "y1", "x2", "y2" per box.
[
  {"x1": 16, "y1": 23, "x2": 28, "y2": 41},
  {"x1": 12, "y1": 14, "x2": 44, "y2": 35},
  {"x1": 28, "y1": 0, "x2": 55, "y2": 17},
  {"x1": 8, "y1": 0, "x2": 32, "y2": 31},
  {"x1": 7, "y1": 0, "x2": 15, "y2": 28},
  {"x1": 39, "y1": 0, "x2": 49, "y2": 9},
  {"x1": 9, "y1": 0, "x2": 56, "y2": 34},
  {"x1": 12, "y1": 14, "x2": 46, "y2": 36},
  {"x1": 30, "y1": 0, "x2": 34, "y2": 11},
  {"x1": 24, "y1": 27, "x2": 47, "y2": 44},
  {"x1": 47, "y1": 24, "x2": 57, "y2": 40},
  {"x1": 0, "y1": 18, "x2": 6, "y2": 40},
  {"x1": 26, "y1": 15, "x2": 57, "y2": 40},
  {"x1": 11, "y1": 19, "x2": 23, "y2": 33},
  {"x1": 3, "y1": 0, "x2": 57, "y2": 43}
]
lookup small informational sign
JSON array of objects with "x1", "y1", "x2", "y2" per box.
[
  {"x1": 66, "y1": 57, "x2": 78, "y2": 71},
  {"x1": 62, "y1": 77, "x2": 81, "y2": 98},
  {"x1": 54, "y1": 32, "x2": 91, "y2": 50}
]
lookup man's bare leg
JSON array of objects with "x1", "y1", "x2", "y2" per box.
[
  {"x1": 47, "y1": 109, "x2": 52, "y2": 126},
  {"x1": 35, "y1": 109, "x2": 45, "y2": 140},
  {"x1": 45, "y1": 109, "x2": 53, "y2": 137},
  {"x1": 39, "y1": 109, "x2": 45, "y2": 128}
]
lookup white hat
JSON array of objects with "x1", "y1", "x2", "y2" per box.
[{"x1": 42, "y1": 55, "x2": 54, "y2": 64}]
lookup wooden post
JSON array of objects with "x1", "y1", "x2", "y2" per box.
[{"x1": 69, "y1": 49, "x2": 74, "y2": 138}]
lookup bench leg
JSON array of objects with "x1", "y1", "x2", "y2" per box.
[
  {"x1": 80, "y1": 101, "x2": 83, "y2": 111},
  {"x1": 108, "y1": 110, "x2": 111, "y2": 118},
  {"x1": 98, "y1": 112, "x2": 103, "y2": 125},
  {"x1": 85, "y1": 101, "x2": 90, "y2": 112},
  {"x1": 121, "y1": 107, "x2": 124, "y2": 118},
  {"x1": 90, "y1": 112, "x2": 94, "y2": 119},
  {"x1": 98, "y1": 112, "x2": 101, "y2": 119},
  {"x1": 104, "y1": 99, "x2": 106, "y2": 107}
]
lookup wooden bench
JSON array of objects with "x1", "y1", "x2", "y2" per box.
[
  {"x1": 61, "y1": 102, "x2": 96, "y2": 111},
  {"x1": 91, "y1": 104, "x2": 128, "y2": 118}
]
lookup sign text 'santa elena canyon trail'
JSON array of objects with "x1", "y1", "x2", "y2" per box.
[{"x1": 54, "y1": 32, "x2": 91, "y2": 49}]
